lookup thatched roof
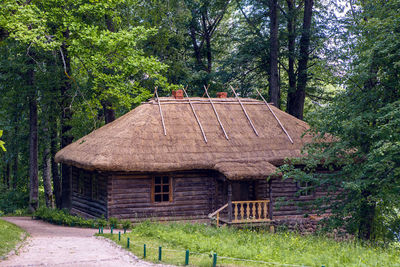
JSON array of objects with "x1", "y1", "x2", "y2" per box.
[{"x1": 55, "y1": 97, "x2": 312, "y2": 180}]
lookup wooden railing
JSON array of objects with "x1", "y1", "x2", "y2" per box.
[
  {"x1": 209, "y1": 200, "x2": 271, "y2": 226},
  {"x1": 232, "y1": 200, "x2": 270, "y2": 223},
  {"x1": 208, "y1": 203, "x2": 228, "y2": 227}
]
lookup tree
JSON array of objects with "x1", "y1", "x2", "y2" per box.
[
  {"x1": 286, "y1": 0, "x2": 314, "y2": 119},
  {"x1": 268, "y1": 0, "x2": 280, "y2": 107},
  {"x1": 280, "y1": 0, "x2": 400, "y2": 241},
  {"x1": 1, "y1": 0, "x2": 173, "y2": 211}
]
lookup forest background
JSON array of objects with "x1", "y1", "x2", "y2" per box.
[{"x1": 0, "y1": 0, "x2": 399, "y2": 242}]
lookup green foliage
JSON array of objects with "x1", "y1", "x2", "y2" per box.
[
  {"x1": 121, "y1": 219, "x2": 132, "y2": 231},
  {"x1": 279, "y1": 0, "x2": 400, "y2": 241},
  {"x1": 34, "y1": 207, "x2": 96, "y2": 228},
  {"x1": 0, "y1": 219, "x2": 26, "y2": 257},
  {"x1": 108, "y1": 217, "x2": 120, "y2": 228},
  {"x1": 95, "y1": 216, "x2": 108, "y2": 228},
  {"x1": 102, "y1": 221, "x2": 400, "y2": 266},
  {"x1": 0, "y1": 186, "x2": 29, "y2": 215},
  {"x1": 0, "y1": 130, "x2": 5, "y2": 152}
]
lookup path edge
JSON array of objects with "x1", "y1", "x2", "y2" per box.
[{"x1": 0, "y1": 218, "x2": 30, "y2": 262}]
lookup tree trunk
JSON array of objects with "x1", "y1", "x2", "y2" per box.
[
  {"x1": 189, "y1": 14, "x2": 205, "y2": 71},
  {"x1": 12, "y1": 122, "x2": 19, "y2": 189},
  {"x1": 42, "y1": 147, "x2": 54, "y2": 208},
  {"x1": 50, "y1": 120, "x2": 62, "y2": 208},
  {"x1": 60, "y1": 30, "x2": 73, "y2": 210},
  {"x1": 101, "y1": 15, "x2": 117, "y2": 124},
  {"x1": 268, "y1": 0, "x2": 280, "y2": 108},
  {"x1": 287, "y1": 0, "x2": 313, "y2": 120},
  {"x1": 358, "y1": 188, "x2": 376, "y2": 240},
  {"x1": 202, "y1": 11, "x2": 213, "y2": 74},
  {"x1": 102, "y1": 101, "x2": 116, "y2": 124},
  {"x1": 29, "y1": 94, "x2": 39, "y2": 212},
  {"x1": 285, "y1": 0, "x2": 297, "y2": 112},
  {"x1": 6, "y1": 161, "x2": 10, "y2": 189}
]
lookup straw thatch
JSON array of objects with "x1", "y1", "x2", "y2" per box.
[{"x1": 55, "y1": 97, "x2": 313, "y2": 180}]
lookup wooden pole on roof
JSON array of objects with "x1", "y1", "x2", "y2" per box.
[
  {"x1": 229, "y1": 85, "x2": 259, "y2": 136},
  {"x1": 154, "y1": 87, "x2": 167, "y2": 136},
  {"x1": 203, "y1": 85, "x2": 229, "y2": 140},
  {"x1": 182, "y1": 86, "x2": 208, "y2": 143},
  {"x1": 255, "y1": 89, "x2": 293, "y2": 144}
]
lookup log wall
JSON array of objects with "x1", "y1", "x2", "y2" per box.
[
  {"x1": 265, "y1": 177, "x2": 327, "y2": 217},
  {"x1": 107, "y1": 170, "x2": 217, "y2": 221},
  {"x1": 71, "y1": 167, "x2": 108, "y2": 218}
]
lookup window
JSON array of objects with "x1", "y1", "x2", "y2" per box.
[
  {"x1": 152, "y1": 176, "x2": 172, "y2": 203},
  {"x1": 78, "y1": 170, "x2": 84, "y2": 195},
  {"x1": 297, "y1": 181, "x2": 313, "y2": 197},
  {"x1": 91, "y1": 174, "x2": 99, "y2": 200}
]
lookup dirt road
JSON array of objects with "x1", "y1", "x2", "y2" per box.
[{"x1": 0, "y1": 217, "x2": 169, "y2": 267}]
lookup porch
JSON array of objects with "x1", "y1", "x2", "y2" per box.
[{"x1": 209, "y1": 179, "x2": 273, "y2": 226}]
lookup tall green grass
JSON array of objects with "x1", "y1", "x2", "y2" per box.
[
  {"x1": 102, "y1": 221, "x2": 400, "y2": 267},
  {"x1": 0, "y1": 219, "x2": 26, "y2": 258}
]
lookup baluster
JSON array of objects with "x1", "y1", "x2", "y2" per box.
[
  {"x1": 240, "y1": 203, "x2": 244, "y2": 220},
  {"x1": 263, "y1": 201, "x2": 267, "y2": 219},
  {"x1": 258, "y1": 202, "x2": 262, "y2": 219},
  {"x1": 234, "y1": 203, "x2": 238, "y2": 222},
  {"x1": 252, "y1": 203, "x2": 256, "y2": 221},
  {"x1": 246, "y1": 203, "x2": 250, "y2": 219}
]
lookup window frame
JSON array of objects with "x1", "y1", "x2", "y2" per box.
[
  {"x1": 296, "y1": 180, "x2": 315, "y2": 198},
  {"x1": 151, "y1": 176, "x2": 173, "y2": 204}
]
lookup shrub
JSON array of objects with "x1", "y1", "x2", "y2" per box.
[
  {"x1": 95, "y1": 216, "x2": 108, "y2": 228},
  {"x1": 0, "y1": 187, "x2": 29, "y2": 214},
  {"x1": 121, "y1": 220, "x2": 132, "y2": 231},
  {"x1": 108, "y1": 217, "x2": 120, "y2": 228},
  {"x1": 34, "y1": 207, "x2": 95, "y2": 228}
]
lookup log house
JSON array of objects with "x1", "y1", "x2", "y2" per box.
[{"x1": 56, "y1": 90, "x2": 325, "y2": 225}]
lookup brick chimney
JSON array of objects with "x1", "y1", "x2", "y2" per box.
[
  {"x1": 172, "y1": 90, "x2": 184, "y2": 99},
  {"x1": 216, "y1": 92, "x2": 228, "y2": 98}
]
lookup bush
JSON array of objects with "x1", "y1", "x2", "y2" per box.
[
  {"x1": 95, "y1": 216, "x2": 107, "y2": 228},
  {"x1": 108, "y1": 217, "x2": 120, "y2": 228},
  {"x1": 121, "y1": 220, "x2": 132, "y2": 231},
  {"x1": 34, "y1": 207, "x2": 96, "y2": 228},
  {"x1": 0, "y1": 187, "x2": 29, "y2": 214}
]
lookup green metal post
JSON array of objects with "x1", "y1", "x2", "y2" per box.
[
  {"x1": 185, "y1": 250, "x2": 189, "y2": 265},
  {"x1": 118, "y1": 232, "x2": 121, "y2": 241},
  {"x1": 127, "y1": 237, "x2": 130, "y2": 248},
  {"x1": 212, "y1": 253, "x2": 217, "y2": 267},
  {"x1": 98, "y1": 227, "x2": 101, "y2": 234},
  {"x1": 158, "y1": 246, "x2": 162, "y2": 261},
  {"x1": 143, "y1": 244, "x2": 146, "y2": 258},
  {"x1": 101, "y1": 227, "x2": 103, "y2": 234},
  {"x1": 124, "y1": 229, "x2": 126, "y2": 234},
  {"x1": 111, "y1": 227, "x2": 113, "y2": 234}
]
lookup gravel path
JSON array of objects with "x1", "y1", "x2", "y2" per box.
[{"x1": 0, "y1": 217, "x2": 171, "y2": 267}]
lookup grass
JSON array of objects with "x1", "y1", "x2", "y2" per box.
[
  {"x1": 0, "y1": 219, "x2": 26, "y2": 258},
  {"x1": 100, "y1": 221, "x2": 400, "y2": 267}
]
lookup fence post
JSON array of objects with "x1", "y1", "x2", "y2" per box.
[
  {"x1": 98, "y1": 226, "x2": 101, "y2": 234},
  {"x1": 127, "y1": 237, "x2": 130, "y2": 248},
  {"x1": 111, "y1": 227, "x2": 113, "y2": 234},
  {"x1": 118, "y1": 231, "x2": 121, "y2": 241},
  {"x1": 185, "y1": 250, "x2": 189, "y2": 265},
  {"x1": 158, "y1": 246, "x2": 162, "y2": 261},
  {"x1": 143, "y1": 244, "x2": 146, "y2": 258},
  {"x1": 101, "y1": 227, "x2": 103, "y2": 234},
  {"x1": 212, "y1": 253, "x2": 217, "y2": 267}
]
